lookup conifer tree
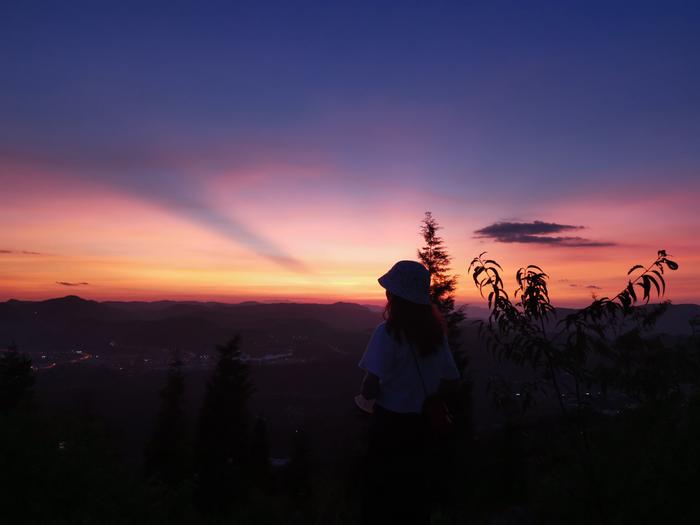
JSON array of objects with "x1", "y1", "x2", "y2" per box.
[
  {"x1": 418, "y1": 212, "x2": 472, "y2": 505},
  {"x1": 417, "y1": 211, "x2": 466, "y2": 358},
  {"x1": 143, "y1": 355, "x2": 188, "y2": 486},
  {"x1": 0, "y1": 342, "x2": 34, "y2": 413},
  {"x1": 194, "y1": 336, "x2": 252, "y2": 513}
]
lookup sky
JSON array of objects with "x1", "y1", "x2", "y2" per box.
[{"x1": 1, "y1": 0, "x2": 699, "y2": 307}]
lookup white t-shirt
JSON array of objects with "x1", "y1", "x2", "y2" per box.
[{"x1": 358, "y1": 322, "x2": 460, "y2": 414}]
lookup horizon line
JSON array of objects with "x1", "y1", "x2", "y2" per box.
[{"x1": 1, "y1": 294, "x2": 696, "y2": 310}]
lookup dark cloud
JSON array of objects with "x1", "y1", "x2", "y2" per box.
[
  {"x1": 569, "y1": 283, "x2": 603, "y2": 289},
  {"x1": 476, "y1": 220, "x2": 583, "y2": 237},
  {"x1": 1, "y1": 249, "x2": 43, "y2": 255},
  {"x1": 474, "y1": 221, "x2": 615, "y2": 247},
  {"x1": 56, "y1": 281, "x2": 89, "y2": 286}
]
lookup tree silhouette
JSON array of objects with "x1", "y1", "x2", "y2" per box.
[
  {"x1": 417, "y1": 212, "x2": 473, "y2": 510},
  {"x1": 418, "y1": 211, "x2": 466, "y2": 357},
  {"x1": 194, "y1": 336, "x2": 252, "y2": 513},
  {"x1": 0, "y1": 342, "x2": 34, "y2": 413},
  {"x1": 143, "y1": 355, "x2": 189, "y2": 487}
]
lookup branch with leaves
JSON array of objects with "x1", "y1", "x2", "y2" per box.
[{"x1": 469, "y1": 250, "x2": 681, "y2": 408}]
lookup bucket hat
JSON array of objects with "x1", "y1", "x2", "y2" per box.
[{"x1": 378, "y1": 260, "x2": 431, "y2": 305}]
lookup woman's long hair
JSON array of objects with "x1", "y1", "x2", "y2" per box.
[{"x1": 383, "y1": 292, "x2": 446, "y2": 356}]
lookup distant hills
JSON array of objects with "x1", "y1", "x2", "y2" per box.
[
  {"x1": 0, "y1": 295, "x2": 382, "y2": 356},
  {"x1": 467, "y1": 301, "x2": 699, "y2": 331},
  {"x1": 1, "y1": 296, "x2": 698, "y2": 355}
]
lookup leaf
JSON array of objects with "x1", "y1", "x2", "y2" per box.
[
  {"x1": 647, "y1": 275, "x2": 660, "y2": 297},
  {"x1": 619, "y1": 291, "x2": 631, "y2": 309},
  {"x1": 651, "y1": 270, "x2": 666, "y2": 294},
  {"x1": 627, "y1": 282, "x2": 637, "y2": 302},
  {"x1": 640, "y1": 275, "x2": 651, "y2": 302},
  {"x1": 484, "y1": 259, "x2": 503, "y2": 270},
  {"x1": 627, "y1": 264, "x2": 644, "y2": 275},
  {"x1": 665, "y1": 259, "x2": 679, "y2": 271}
]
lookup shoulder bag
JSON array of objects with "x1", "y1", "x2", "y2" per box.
[{"x1": 410, "y1": 348, "x2": 454, "y2": 437}]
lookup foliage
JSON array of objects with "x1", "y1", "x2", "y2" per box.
[
  {"x1": 418, "y1": 211, "x2": 466, "y2": 356},
  {"x1": 468, "y1": 250, "x2": 683, "y2": 407},
  {"x1": 466, "y1": 249, "x2": 697, "y2": 523}
]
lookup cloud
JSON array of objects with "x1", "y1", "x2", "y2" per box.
[
  {"x1": 1, "y1": 249, "x2": 43, "y2": 255},
  {"x1": 56, "y1": 281, "x2": 90, "y2": 286},
  {"x1": 569, "y1": 283, "x2": 603, "y2": 289},
  {"x1": 474, "y1": 221, "x2": 615, "y2": 247}
]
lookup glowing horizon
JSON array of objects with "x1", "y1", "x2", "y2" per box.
[{"x1": 1, "y1": 170, "x2": 696, "y2": 307}]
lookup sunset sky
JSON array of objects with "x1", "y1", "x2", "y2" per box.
[{"x1": 1, "y1": 1, "x2": 699, "y2": 306}]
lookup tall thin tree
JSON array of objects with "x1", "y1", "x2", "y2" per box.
[
  {"x1": 417, "y1": 211, "x2": 466, "y2": 358},
  {"x1": 194, "y1": 336, "x2": 253, "y2": 513},
  {"x1": 417, "y1": 212, "x2": 471, "y2": 506}
]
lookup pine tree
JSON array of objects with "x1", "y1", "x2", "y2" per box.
[
  {"x1": 0, "y1": 342, "x2": 34, "y2": 413},
  {"x1": 418, "y1": 213, "x2": 473, "y2": 508},
  {"x1": 194, "y1": 336, "x2": 252, "y2": 513},
  {"x1": 417, "y1": 211, "x2": 466, "y2": 358},
  {"x1": 143, "y1": 355, "x2": 189, "y2": 486}
]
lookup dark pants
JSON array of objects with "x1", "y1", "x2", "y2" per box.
[{"x1": 362, "y1": 404, "x2": 431, "y2": 525}]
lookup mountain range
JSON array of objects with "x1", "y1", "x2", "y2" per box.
[{"x1": 1, "y1": 296, "x2": 698, "y2": 356}]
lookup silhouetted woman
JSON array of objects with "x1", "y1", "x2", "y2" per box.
[{"x1": 356, "y1": 260, "x2": 460, "y2": 525}]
